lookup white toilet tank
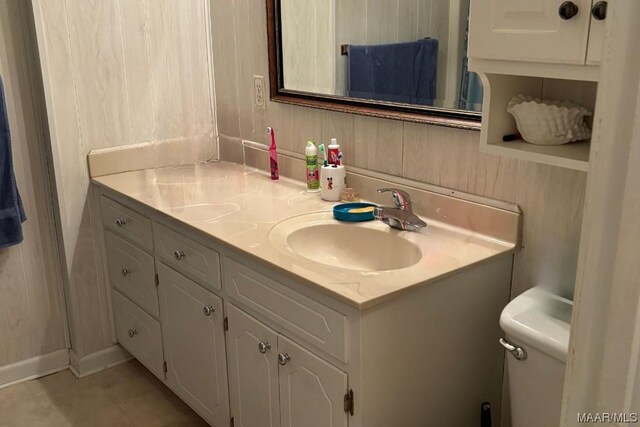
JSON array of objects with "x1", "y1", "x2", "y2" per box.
[{"x1": 499, "y1": 287, "x2": 573, "y2": 427}]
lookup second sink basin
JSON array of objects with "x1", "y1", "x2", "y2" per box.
[{"x1": 269, "y1": 212, "x2": 422, "y2": 272}]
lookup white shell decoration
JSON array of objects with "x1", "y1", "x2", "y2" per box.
[{"x1": 507, "y1": 95, "x2": 592, "y2": 146}]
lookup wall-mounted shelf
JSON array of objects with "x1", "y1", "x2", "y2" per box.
[
  {"x1": 474, "y1": 72, "x2": 597, "y2": 172},
  {"x1": 467, "y1": 0, "x2": 605, "y2": 173},
  {"x1": 483, "y1": 139, "x2": 590, "y2": 172}
]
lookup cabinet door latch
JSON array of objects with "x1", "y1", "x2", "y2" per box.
[
  {"x1": 344, "y1": 389, "x2": 354, "y2": 416},
  {"x1": 223, "y1": 317, "x2": 229, "y2": 332}
]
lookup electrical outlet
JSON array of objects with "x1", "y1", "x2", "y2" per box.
[{"x1": 254, "y1": 75, "x2": 266, "y2": 109}]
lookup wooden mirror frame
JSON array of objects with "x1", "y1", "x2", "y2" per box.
[{"x1": 266, "y1": 0, "x2": 481, "y2": 131}]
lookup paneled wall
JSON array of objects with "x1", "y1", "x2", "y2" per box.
[
  {"x1": 212, "y1": 0, "x2": 586, "y2": 300},
  {"x1": 32, "y1": 0, "x2": 217, "y2": 360},
  {"x1": 0, "y1": 1, "x2": 67, "y2": 367}
]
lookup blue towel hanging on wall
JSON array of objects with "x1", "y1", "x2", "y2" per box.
[
  {"x1": 0, "y1": 77, "x2": 27, "y2": 248},
  {"x1": 348, "y1": 38, "x2": 438, "y2": 106}
]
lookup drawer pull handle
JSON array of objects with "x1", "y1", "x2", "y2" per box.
[
  {"x1": 116, "y1": 218, "x2": 126, "y2": 228},
  {"x1": 128, "y1": 329, "x2": 138, "y2": 338},
  {"x1": 278, "y1": 353, "x2": 292, "y2": 366},
  {"x1": 258, "y1": 341, "x2": 272, "y2": 354},
  {"x1": 203, "y1": 305, "x2": 215, "y2": 316},
  {"x1": 121, "y1": 268, "x2": 131, "y2": 277},
  {"x1": 174, "y1": 250, "x2": 186, "y2": 261}
]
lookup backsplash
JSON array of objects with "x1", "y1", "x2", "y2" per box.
[{"x1": 211, "y1": 0, "x2": 587, "y2": 299}]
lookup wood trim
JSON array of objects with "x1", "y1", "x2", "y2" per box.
[
  {"x1": 68, "y1": 345, "x2": 132, "y2": 379},
  {"x1": 265, "y1": 0, "x2": 482, "y2": 131},
  {"x1": 561, "y1": 0, "x2": 640, "y2": 420},
  {"x1": 0, "y1": 349, "x2": 69, "y2": 388}
]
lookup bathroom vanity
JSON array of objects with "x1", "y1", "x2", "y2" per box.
[{"x1": 93, "y1": 162, "x2": 519, "y2": 427}]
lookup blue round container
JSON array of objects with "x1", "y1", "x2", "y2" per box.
[{"x1": 333, "y1": 203, "x2": 377, "y2": 222}]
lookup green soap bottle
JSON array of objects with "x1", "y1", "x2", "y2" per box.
[{"x1": 305, "y1": 141, "x2": 320, "y2": 192}]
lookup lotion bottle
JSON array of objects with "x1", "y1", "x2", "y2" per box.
[{"x1": 305, "y1": 141, "x2": 320, "y2": 192}]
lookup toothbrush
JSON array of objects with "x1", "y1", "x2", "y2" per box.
[
  {"x1": 333, "y1": 152, "x2": 343, "y2": 167},
  {"x1": 318, "y1": 144, "x2": 328, "y2": 167},
  {"x1": 267, "y1": 127, "x2": 279, "y2": 180}
]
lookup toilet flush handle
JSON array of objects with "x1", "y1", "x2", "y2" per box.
[{"x1": 499, "y1": 338, "x2": 528, "y2": 361}]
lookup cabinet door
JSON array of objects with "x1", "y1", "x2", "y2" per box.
[
  {"x1": 469, "y1": 0, "x2": 592, "y2": 64},
  {"x1": 278, "y1": 335, "x2": 348, "y2": 427},
  {"x1": 586, "y1": 0, "x2": 606, "y2": 64},
  {"x1": 226, "y1": 304, "x2": 281, "y2": 427},
  {"x1": 158, "y1": 263, "x2": 230, "y2": 426}
]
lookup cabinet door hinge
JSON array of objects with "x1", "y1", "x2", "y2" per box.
[
  {"x1": 163, "y1": 361, "x2": 168, "y2": 375},
  {"x1": 223, "y1": 317, "x2": 229, "y2": 332},
  {"x1": 155, "y1": 273, "x2": 159, "y2": 286},
  {"x1": 230, "y1": 417, "x2": 234, "y2": 427},
  {"x1": 344, "y1": 389, "x2": 354, "y2": 416}
]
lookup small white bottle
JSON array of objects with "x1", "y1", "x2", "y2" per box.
[
  {"x1": 320, "y1": 165, "x2": 346, "y2": 201},
  {"x1": 327, "y1": 138, "x2": 340, "y2": 165}
]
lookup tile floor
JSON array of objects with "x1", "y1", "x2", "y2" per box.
[{"x1": 0, "y1": 360, "x2": 208, "y2": 426}]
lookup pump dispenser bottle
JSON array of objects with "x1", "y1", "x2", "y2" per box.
[{"x1": 305, "y1": 141, "x2": 320, "y2": 192}]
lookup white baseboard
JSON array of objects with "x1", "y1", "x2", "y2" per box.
[
  {"x1": 69, "y1": 344, "x2": 132, "y2": 378},
  {"x1": 0, "y1": 348, "x2": 69, "y2": 389}
]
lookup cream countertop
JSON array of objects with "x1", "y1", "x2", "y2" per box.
[{"x1": 92, "y1": 162, "x2": 516, "y2": 309}]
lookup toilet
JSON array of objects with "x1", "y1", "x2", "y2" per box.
[{"x1": 499, "y1": 287, "x2": 573, "y2": 427}]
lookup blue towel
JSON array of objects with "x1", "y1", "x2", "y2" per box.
[
  {"x1": 0, "y1": 77, "x2": 26, "y2": 248},
  {"x1": 348, "y1": 38, "x2": 438, "y2": 106}
]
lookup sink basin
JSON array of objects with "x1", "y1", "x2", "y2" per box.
[{"x1": 269, "y1": 213, "x2": 422, "y2": 272}]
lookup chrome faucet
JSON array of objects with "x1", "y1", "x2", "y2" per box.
[{"x1": 373, "y1": 188, "x2": 427, "y2": 231}]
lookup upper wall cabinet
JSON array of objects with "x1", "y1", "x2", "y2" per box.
[
  {"x1": 470, "y1": 0, "x2": 596, "y2": 65},
  {"x1": 468, "y1": 0, "x2": 608, "y2": 171}
]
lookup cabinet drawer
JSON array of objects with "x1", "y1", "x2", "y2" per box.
[
  {"x1": 101, "y1": 196, "x2": 153, "y2": 250},
  {"x1": 112, "y1": 290, "x2": 164, "y2": 379},
  {"x1": 154, "y1": 223, "x2": 221, "y2": 291},
  {"x1": 104, "y1": 230, "x2": 158, "y2": 318},
  {"x1": 223, "y1": 257, "x2": 348, "y2": 363}
]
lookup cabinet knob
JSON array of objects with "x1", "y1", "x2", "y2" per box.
[
  {"x1": 559, "y1": 1, "x2": 579, "y2": 20},
  {"x1": 592, "y1": 1, "x2": 607, "y2": 20},
  {"x1": 278, "y1": 353, "x2": 292, "y2": 365},
  {"x1": 174, "y1": 250, "x2": 186, "y2": 261},
  {"x1": 121, "y1": 268, "x2": 131, "y2": 277},
  {"x1": 128, "y1": 329, "x2": 138, "y2": 338},
  {"x1": 203, "y1": 305, "x2": 215, "y2": 316},
  {"x1": 116, "y1": 218, "x2": 126, "y2": 228},
  {"x1": 258, "y1": 341, "x2": 272, "y2": 354}
]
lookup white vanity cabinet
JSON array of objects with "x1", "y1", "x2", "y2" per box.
[
  {"x1": 225, "y1": 303, "x2": 348, "y2": 427},
  {"x1": 157, "y1": 262, "x2": 230, "y2": 427},
  {"x1": 98, "y1": 187, "x2": 514, "y2": 427},
  {"x1": 469, "y1": 0, "x2": 608, "y2": 65}
]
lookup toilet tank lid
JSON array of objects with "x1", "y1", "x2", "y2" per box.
[{"x1": 500, "y1": 287, "x2": 573, "y2": 363}]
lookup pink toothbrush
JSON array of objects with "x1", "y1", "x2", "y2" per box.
[{"x1": 267, "y1": 127, "x2": 279, "y2": 180}]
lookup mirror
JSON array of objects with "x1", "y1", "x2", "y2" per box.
[{"x1": 267, "y1": 0, "x2": 482, "y2": 129}]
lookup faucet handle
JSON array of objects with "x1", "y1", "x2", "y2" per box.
[{"x1": 377, "y1": 188, "x2": 412, "y2": 210}]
